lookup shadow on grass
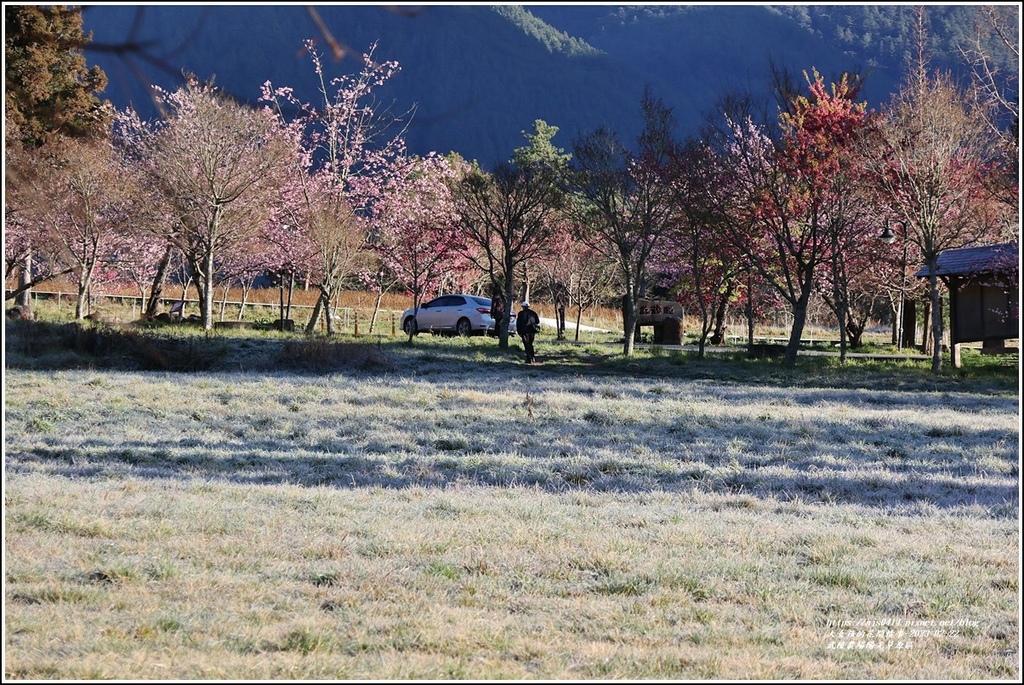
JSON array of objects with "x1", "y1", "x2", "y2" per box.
[
  {"x1": 5, "y1": 318, "x2": 1017, "y2": 393},
  {"x1": 6, "y1": 381, "x2": 1018, "y2": 517},
  {"x1": 7, "y1": 431, "x2": 1017, "y2": 517},
  {"x1": 6, "y1": 318, "x2": 1018, "y2": 516}
]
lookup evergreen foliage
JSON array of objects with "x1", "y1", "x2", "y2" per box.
[
  {"x1": 491, "y1": 5, "x2": 601, "y2": 58},
  {"x1": 4, "y1": 5, "x2": 110, "y2": 147}
]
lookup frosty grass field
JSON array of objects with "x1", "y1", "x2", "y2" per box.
[{"x1": 3, "y1": 332, "x2": 1020, "y2": 679}]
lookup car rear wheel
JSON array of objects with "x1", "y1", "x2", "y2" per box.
[
  {"x1": 456, "y1": 317, "x2": 473, "y2": 337},
  {"x1": 403, "y1": 316, "x2": 418, "y2": 336}
]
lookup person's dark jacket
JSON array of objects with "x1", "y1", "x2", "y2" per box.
[{"x1": 517, "y1": 308, "x2": 540, "y2": 336}]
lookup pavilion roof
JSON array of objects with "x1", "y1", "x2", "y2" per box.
[{"x1": 914, "y1": 242, "x2": 1019, "y2": 278}]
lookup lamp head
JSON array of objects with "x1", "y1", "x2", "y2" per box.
[{"x1": 880, "y1": 223, "x2": 897, "y2": 244}]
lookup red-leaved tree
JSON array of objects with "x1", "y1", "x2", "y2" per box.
[
  {"x1": 718, "y1": 69, "x2": 870, "y2": 365},
  {"x1": 778, "y1": 70, "x2": 872, "y2": 360}
]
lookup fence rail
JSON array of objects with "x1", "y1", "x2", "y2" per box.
[
  {"x1": 18, "y1": 289, "x2": 328, "y2": 310},
  {"x1": 8, "y1": 288, "x2": 409, "y2": 335}
]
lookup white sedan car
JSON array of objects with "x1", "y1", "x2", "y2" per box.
[{"x1": 402, "y1": 294, "x2": 498, "y2": 337}]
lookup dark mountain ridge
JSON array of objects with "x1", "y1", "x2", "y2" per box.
[{"x1": 79, "y1": 4, "x2": 1017, "y2": 168}]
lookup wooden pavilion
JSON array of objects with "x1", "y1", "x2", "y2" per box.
[{"x1": 914, "y1": 242, "x2": 1019, "y2": 367}]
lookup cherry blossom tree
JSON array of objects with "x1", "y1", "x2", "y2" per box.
[
  {"x1": 109, "y1": 108, "x2": 181, "y2": 319},
  {"x1": 659, "y1": 138, "x2": 749, "y2": 357},
  {"x1": 105, "y1": 231, "x2": 173, "y2": 319},
  {"x1": 715, "y1": 68, "x2": 870, "y2": 366},
  {"x1": 260, "y1": 40, "x2": 412, "y2": 334},
  {"x1": 372, "y1": 153, "x2": 470, "y2": 341},
  {"x1": 13, "y1": 136, "x2": 138, "y2": 319},
  {"x1": 4, "y1": 140, "x2": 78, "y2": 310},
  {"x1": 737, "y1": 267, "x2": 784, "y2": 347},
  {"x1": 281, "y1": 171, "x2": 371, "y2": 336},
  {"x1": 5, "y1": 5, "x2": 111, "y2": 314},
  {"x1": 532, "y1": 216, "x2": 619, "y2": 342},
  {"x1": 121, "y1": 75, "x2": 297, "y2": 331},
  {"x1": 259, "y1": 218, "x2": 314, "y2": 325},
  {"x1": 839, "y1": 229, "x2": 926, "y2": 350}
]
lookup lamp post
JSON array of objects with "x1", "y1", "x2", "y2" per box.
[{"x1": 880, "y1": 221, "x2": 908, "y2": 352}]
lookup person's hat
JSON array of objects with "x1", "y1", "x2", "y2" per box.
[{"x1": 521, "y1": 301, "x2": 530, "y2": 308}]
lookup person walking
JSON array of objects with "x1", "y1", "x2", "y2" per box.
[
  {"x1": 516, "y1": 300, "x2": 541, "y2": 364},
  {"x1": 490, "y1": 287, "x2": 506, "y2": 338}
]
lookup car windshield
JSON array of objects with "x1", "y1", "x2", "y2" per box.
[{"x1": 471, "y1": 296, "x2": 491, "y2": 307}]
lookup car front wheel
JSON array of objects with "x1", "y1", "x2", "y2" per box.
[
  {"x1": 403, "y1": 316, "x2": 418, "y2": 336},
  {"x1": 456, "y1": 317, "x2": 473, "y2": 337}
]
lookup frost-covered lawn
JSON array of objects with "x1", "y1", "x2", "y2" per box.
[{"x1": 3, "y1": 338, "x2": 1019, "y2": 679}]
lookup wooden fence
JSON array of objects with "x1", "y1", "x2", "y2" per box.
[{"x1": 10, "y1": 289, "x2": 407, "y2": 336}]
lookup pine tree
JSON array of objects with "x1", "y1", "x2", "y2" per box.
[{"x1": 5, "y1": 4, "x2": 110, "y2": 147}]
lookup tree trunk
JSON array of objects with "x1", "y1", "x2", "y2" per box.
[
  {"x1": 621, "y1": 290, "x2": 637, "y2": 356},
  {"x1": 75, "y1": 270, "x2": 90, "y2": 320},
  {"x1": 369, "y1": 288, "x2": 384, "y2": 335},
  {"x1": 784, "y1": 287, "x2": 813, "y2": 367},
  {"x1": 928, "y1": 272, "x2": 943, "y2": 373},
  {"x1": 520, "y1": 261, "x2": 532, "y2": 307},
  {"x1": 837, "y1": 299, "x2": 848, "y2": 363},
  {"x1": 199, "y1": 250, "x2": 215, "y2": 331},
  {"x1": 16, "y1": 253, "x2": 32, "y2": 311},
  {"x1": 237, "y1": 279, "x2": 252, "y2": 321},
  {"x1": 890, "y1": 300, "x2": 899, "y2": 345},
  {"x1": 745, "y1": 272, "x2": 755, "y2": 347},
  {"x1": 145, "y1": 245, "x2": 173, "y2": 319},
  {"x1": 278, "y1": 274, "x2": 286, "y2": 324},
  {"x1": 219, "y1": 282, "x2": 230, "y2": 322},
  {"x1": 75, "y1": 256, "x2": 99, "y2": 320},
  {"x1": 500, "y1": 283, "x2": 516, "y2": 350},
  {"x1": 555, "y1": 288, "x2": 566, "y2": 341},
  {"x1": 847, "y1": 318, "x2": 865, "y2": 348},
  {"x1": 322, "y1": 288, "x2": 336, "y2": 336},
  {"x1": 710, "y1": 294, "x2": 731, "y2": 345},
  {"x1": 305, "y1": 294, "x2": 323, "y2": 335},
  {"x1": 286, "y1": 272, "x2": 295, "y2": 322}
]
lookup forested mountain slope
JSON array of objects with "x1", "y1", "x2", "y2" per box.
[{"x1": 80, "y1": 4, "x2": 1017, "y2": 167}]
